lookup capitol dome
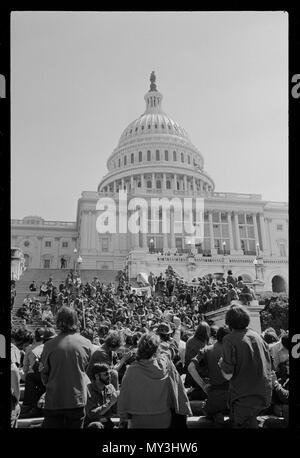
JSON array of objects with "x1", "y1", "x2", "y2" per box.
[{"x1": 98, "y1": 72, "x2": 215, "y2": 194}]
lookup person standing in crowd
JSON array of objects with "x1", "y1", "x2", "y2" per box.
[
  {"x1": 226, "y1": 270, "x2": 237, "y2": 286},
  {"x1": 11, "y1": 351, "x2": 21, "y2": 427},
  {"x1": 188, "y1": 325, "x2": 230, "y2": 423},
  {"x1": 118, "y1": 332, "x2": 192, "y2": 428},
  {"x1": 85, "y1": 363, "x2": 119, "y2": 429},
  {"x1": 11, "y1": 280, "x2": 16, "y2": 309},
  {"x1": 22, "y1": 327, "x2": 45, "y2": 417},
  {"x1": 184, "y1": 321, "x2": 211, "y2": 396},
  {"x1": 269, "y1": 331, "x2": 289, "y2": 371},
  {"x1": 219, "y1": 305, "x2": 272, "y2": 428},
  {"x1": 40, "y1": 306, "x2": 93, "y2": 428}
]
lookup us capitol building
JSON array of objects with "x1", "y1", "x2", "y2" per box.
[{"x1": 11, "y1": 73, "x2": 288, "y2": 293}]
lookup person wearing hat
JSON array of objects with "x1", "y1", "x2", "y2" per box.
[{"x1": 155, "y1": 321, "x2": 180, "y2": 363}]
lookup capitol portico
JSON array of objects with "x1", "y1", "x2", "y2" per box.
[{"x1": 11, "y1": 73, "x2": 288, "y2": 293}]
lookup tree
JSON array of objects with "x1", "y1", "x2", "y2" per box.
[{"x1": 260, "y1": 295, "x2": 288, "y2": 333}]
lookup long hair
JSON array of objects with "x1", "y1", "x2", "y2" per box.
[
  {"x1": 56, "y1": 306, "x2": 78, "y2": 333},
  {"x1": 136, "y1": 333, "x2": 160, "y2": 360},
  {"x1": 194, "y1": 321, "x2": 211, "y2": 344}
]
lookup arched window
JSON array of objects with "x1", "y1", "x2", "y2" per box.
[
  {"x1": 131, "y1": 153, "x2": 134, "y2": 164},
  {"x1": 166, "y1": 180, "x2": 171, "y2": 189},
  {"x1": 177, "y1": 182, "x2": 180, "y2": 190},
  {"x1": 188, "y1": 155, "x2": 191, "y2": 164},
  {"x1": 165, "y1": 150, "x2": 169, "y2": 161},
  {"x1": 181, "y1": 152, "x2": 184, "y2": 162},
  {"x1": 156, "y1": 150, "x2": 160, "y2": 161},
  {"x1": 173, "y1": 151, "x2": 177, "y2": 161},
  {"x1": 137, "y1": 181, "x2": 141, "y2": 188},
  {"x1": 156, "y1": 180, "x2": 161, "y2": 189},
  {"x1": 139, "y1": 151, "x2": 142, "y2": 162},
  {"x1": 118, "y1": 158, "x2": 121, "y2": 167},
  {"x1": 147, "y1": 150, "x2": 151, "y2": 161},
  {"x1": 124, "y1": 156, "x2": 127, "y2": 166},
  {"x1": 147, "y1": 180, "x2": 152, "y2": 189}
]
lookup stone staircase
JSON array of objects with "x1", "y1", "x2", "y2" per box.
[{"x1": 12, "y1": 268, "x2": 120, "y2": 330}]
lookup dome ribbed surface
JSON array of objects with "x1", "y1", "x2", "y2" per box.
[{"x1": 118, "y1": 112, "x2": 191, "y2": 147}]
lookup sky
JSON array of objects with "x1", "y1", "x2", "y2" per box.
[{"x1": 11, "y1": 11, "x2": 288, "y2": 221}]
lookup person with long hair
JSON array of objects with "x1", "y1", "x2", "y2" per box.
[
  {"x1": 40, "y1": 306, "x2": 93, "y2": 428},
  {"x1": 118, "y1": 332, "x2": 191, "y2": 428}
]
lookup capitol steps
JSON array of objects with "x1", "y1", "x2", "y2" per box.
[{"x1": 12, "y1": 268, "x2": 120, "y2": 325}]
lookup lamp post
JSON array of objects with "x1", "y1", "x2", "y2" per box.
[
  {"x1": 187, "y1": 240, "x2": 191, "y2": 254},
  {"x1": 77, "y1": 255, "x2": 83, "y2": 276},
  {"x1": 256, "y1": 243, "x2": 260, "y2": 257},
  {"x1": 150, "y1": 238, "x2": 154, "y2": 254},
  {"x1": 253, "y1": 258, "x2": 258, "y2": 280},
  {"x1": 222, "y1": 241, "x2": 226, "y2": 256},
  {"x1": 73, "y1": 248, "x2": 77, "y2": 273}
]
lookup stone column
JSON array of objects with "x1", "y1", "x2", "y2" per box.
[
  {"x1": 37, "y1": 236, "x2": 43, "y2": 268},
  {"x1": 121, "y1": 178, "x2": 124, "y2": 190},
  {"x1": 259, "y1": 213, "x2": 269, "y2": 255},
  {"x1": 183, "y1": 175, "x2": 187, "y2": 191},
  {"x1": 55, "y1": 237, "x2": 60, "y2": 268},
  {"x1": 253, "y1": 213, "x2": 260, "y2": 249},
  {"x1": 170, "y1": 208, "x2": 176, "y2": 250},
  {"x1": 173, "y1": 174, "x2": 177, "y2": 191},
  {"x1": 227, "y1": 212, "x2": 234, "y2": 253},
  {"x1": 113, "y1": 181, "x2": 116, "y2": 193},
  {"x1": 141, "y1": 174, "x2": 145, "y2": 189},
  {"x1": 192, "y1": 176, "x2": 196, "y2": 191},
  {"x1": 163, "y1": 173, "x2": 167, "y2": 191},
  {"x1": 130, "y1": 175, "x2": 134, "y2": 190},
  {"x1": 152, "y1": 173, "x2": 155, "y2": 189},
  {"x1": 266, "y1": 218, "x2": 273, "y2": 256},
  {"x1": 208, "y1": 211, "x2": 217, "y2": 255},
  {"x1": 234, "y1": 212, "x2": 242, "y2": 252}
]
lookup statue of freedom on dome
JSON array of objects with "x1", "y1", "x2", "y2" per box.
[{"x1": 150, "y1": 71, "x2": 157, "y2": 91}]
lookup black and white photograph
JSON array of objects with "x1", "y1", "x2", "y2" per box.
[{"x1": 7, "y1": 10, "x2": 292, "y2": 437}]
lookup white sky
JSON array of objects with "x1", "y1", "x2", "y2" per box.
[{"x1": 11, "y1": 11, "x2": 288, "y2": 221}]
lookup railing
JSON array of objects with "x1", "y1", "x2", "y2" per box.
[
  {"x1": 217, "y1": 249, "x2": 231, "y2": 255},
  {"x1": 11, "y1": 219, "x2": 76, "y2": 228},
  {"x1": 212, "y1": 192, "x2": 262, "y2": 200},
  {"x1": 243, "y1": 250, "x2": 257, "y2": 256}
]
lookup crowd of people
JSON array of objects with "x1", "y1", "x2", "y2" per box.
[
  {"x1": 10, "y1": 267, "x2": 289, "y2": 429},
  {"x1": 13, "y1": 268, "x2": 257, "y2": 331}
]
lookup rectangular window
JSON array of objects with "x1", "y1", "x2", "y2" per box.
[
  {"x1": 279, "y1": 244, "x2": 286, "y2": 257},
  {"x1": 238, "y1": 214, "x2": 245, "y2": 224},
  {"x1": 212, "y1": 212, "x2": 219, "y2": 223},
  {"x1": 221, "y1": 224, "x2": 229, "y2": 238},
  {"x1": 45, "y1": 241, "x2": 51, "y2": 247},
  {"x1": 213, "y1": 224, "x2": 221, "y2": 237},
  {"x1": 248, "y1": 239, "x2": 256, "y2": 252},
  {"x1": 221, "y1": 212, "x2": 227, "y2": 223},
  {"x1": 43, "y1": 259, "x2": 50, "y2": 268},
  {"x1": 277, "y1": 224, "x2": 283, "y2": 231},
  {"x1": 247, "y1": 226, "x2": 255, "y2": 239},
  {"x1": 102, "y1": 238, "x2": 109, "y2": 252},
  {"x1": 239, "y1": 226, "x2": 247, "y2": 238},
  {"x1": 246, "y1": 214, "x2": 253, "y2": 225},
  {"x1": 165, "y1": 150, "x2": 169, "y2": 161},
  {"x1": 175, "y1": 237, "x2": 183, "y2": 249},
  {"x1": 62, "y1": 242, "x2": 68, "y2": 248}
]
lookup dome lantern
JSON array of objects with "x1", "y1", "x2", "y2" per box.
[{"x1": 144, "y1": 71, "x2": 163, "y2": 114}]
